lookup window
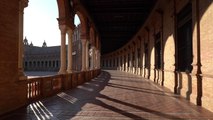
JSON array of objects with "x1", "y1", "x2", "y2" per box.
[
  {"x1": 56, "y1": 61, "x2": 59, "y2": 68},
  {"x1": 37, "y1": 61, "x2": 40, "y2": 67},
  {"x1": 33, "y1": 61, "x2": 36, "y2": 67},
  {"x1": 177, "y1": 3, "x2": 192, "y2": 72},
  {"x1": 53, "y1": 61, "x2": 55, "y2": 67},
  {"x1": 49, "y1": 61, "x2": 51, "y2": 67},
  {"x1": 29, "y1": 61, "x2": 32, "y2": 67},
  {"x1": 25, "y1": 62, "x2": 28, "y2": 67},
  {"x1": 45, "y1": 61, "x2": 48, "y2": 67},
  {"x1": 155, "y1": 33, "x2": 161, "y2": 69},
  {"x1": 41, "y1": 61, "x2": 44, "y2": 67}
]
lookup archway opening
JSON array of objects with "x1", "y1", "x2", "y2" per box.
[
  {"x1": 72, "y1": 14, "x2": 82, "y2": 71},
  {"x1": 74, "y1": 14, "x2": 80, "y2": 26},
  {"x1": 23, "y1": 0, "x2": 59, "y2": 77}
]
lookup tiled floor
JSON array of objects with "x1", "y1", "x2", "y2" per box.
[{"x1": 1, "y1": 70, "x2": 213, "y2": 120}]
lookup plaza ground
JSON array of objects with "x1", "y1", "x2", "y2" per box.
[{"x1": 1, "y1": 70, "x2": 213, "y2": 120}]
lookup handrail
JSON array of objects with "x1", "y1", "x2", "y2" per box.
[{"x1": 26, "y1": 69, "x2": 101, "y2": 103}]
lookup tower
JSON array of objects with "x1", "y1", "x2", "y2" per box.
[
  {"x1": 23, "y1": 37, "x2": 29, "y2": 45},
  {"x1": 42, "y1": 40, "x2": 47, "y2": 47}
]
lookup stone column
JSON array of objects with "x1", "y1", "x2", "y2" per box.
[
  {"x1": 98, "y1": 50, "x2": 101, "y2": 69},
  {"x1": 81, "y1": 40, "x2": 87, "y2": 71},
  {"x1": 91, "y1": 47, "x2": 95, "y2": 70},
  {"x1": 18, "y1": 0, "x2": 28, "y2": 79},
  {"x1": 126, "y1": 52, "x2": 128, "y2": 72},
  {"x1": 118, "y1": 54, "x2": 121, "y2": 70},
  {"x1": 96, "y1": 50, "x2": 99, "y2": 69},
  {"x1": 135, "y1": 47, "x2": 138, "y2": 74},
  {"x1": 58, "y1": 25, "x2": 67, "y2": 74},
  {"x1": 94, "y1": 49, "x2": 98, "y2": 69},
  {"x1": 141, "y1": 41, "x2": 146, "y2": 77},
  {"x1": 90, "y1": 46, "x2": 95, "y2": 70},
  {"x1": 94, "y1": 48, "x2": 98, "y2": 69},
  {"x1": 85, "y1": 41, "x2": 89, "y2": 70},
  {"x1": 67, "y1": 28, "x2": 73, "y2": 73},
  {"x1": 122, "y1": 53, "x2": 125, "y2": 71},
  {"x1": 97, "y1": 50, "x2": 101, "y2": 69},
  {"x1": 130, "y1": 49, "x2": 133, "y2": 73}
]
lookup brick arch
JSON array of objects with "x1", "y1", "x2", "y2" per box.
[
  {"x1": 75, "y1": 11, "x2": 87, "y2": 38},
  {"x1": 57, "y1": 0, "x2": 74, "y2": 27},
  {"x1": 95, "y1": 35, "x2": 100, "y2": 49},
  {"x1": 89, "y1": 27, "x2": 95, "y2": 45},
  {"x1": 57, "y1": 0, "x2": 66, "y2": 18}
]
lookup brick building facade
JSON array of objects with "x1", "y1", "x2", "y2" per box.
[
  {"x1": 101, "y1": 0, "x2": 213, "y2": 112},
  {"x1": 23, "y1": 25, "x2": 82, "y2": 72},
  {"x1": 0, "y1": 0, "x2": 212, "y2": 116}
]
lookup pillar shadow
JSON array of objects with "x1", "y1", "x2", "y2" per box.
[
  {"x1": 2, "y1": 70, "x2": 211, "y2": 120},
  {"x1": 186, "y1": 73, "x2": 192, "y2": 100},
  {"x1": 97, "y1": 94, "x2": 183, "y2": 120},
  {"x1": 177, "y1": 72, "x2": 183, "y2": 95}
]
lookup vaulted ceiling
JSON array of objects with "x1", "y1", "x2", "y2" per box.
[{"x1": 79, "y1": 0, "x2": 157, "y2": 54}]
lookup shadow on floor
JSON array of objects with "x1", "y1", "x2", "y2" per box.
[{"x1": 1, "y1": 70, "x2": 213, "y2": 120}]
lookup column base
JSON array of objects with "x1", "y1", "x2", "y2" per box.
[
  {"x1": 81, "y1": 68, "x2": 86, "y2": 72},
  {"x1": 67, "y1": 69, "x2": 73, "y2": 73},
  {"x1": 18, "y1": 70, "x2": 27, "y2": 80},
  {"x1": 58, "y1": 69, "x2": 67, "y2": 74}
]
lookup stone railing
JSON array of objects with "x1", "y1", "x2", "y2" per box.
[{"x1": 27, "y1": 69, "x2": 101, "y2": 103}]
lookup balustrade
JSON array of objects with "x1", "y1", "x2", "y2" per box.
[{"x1": 27, "y1": 69, "x2": 101, "y2": 102}]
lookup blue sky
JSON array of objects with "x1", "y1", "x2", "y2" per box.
[{"x1": 24, "y1": 0, "x2": 80, "y2": 47}]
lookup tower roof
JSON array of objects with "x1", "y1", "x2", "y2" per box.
[
  {"x1": 42, "y1": 40, "x2": 47, "y2": 47},
  {"x1": 23, "y1": 36, "x2": 29, "y2": 45}
]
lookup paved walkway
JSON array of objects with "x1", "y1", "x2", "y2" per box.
[{"x1": 1, "y1": 70, "x2": 213, "y2": 120}]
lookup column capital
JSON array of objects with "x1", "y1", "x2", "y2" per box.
[
  {"x1": 67, "y1": 29, "x2": 74, "y2": 37},
  {"x1": 59, "y1": 24, "x2": 67, "y2": 34},
  {"x1": 57, "y1": 17, "x2": 75, "y2": 29},
  {"x1": 81, "y1": 33, "x2": 89, "y2": 40},
  {"x1": 81, "y1": 39, "x2": 87, "y2": 45},
  {"x1": 19, "y1": 0, "x2": 28, "y2": 11}
]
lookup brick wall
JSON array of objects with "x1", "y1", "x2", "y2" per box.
[
  {"x1": 101, "y1": 0, "x2": 213, "y2": 112},
  {"x1": 0, "y1": 0, "x2": 27, "y2": 115},
  {"x1": 199, "y1": 0, "x2": 213, "y2": 112}
]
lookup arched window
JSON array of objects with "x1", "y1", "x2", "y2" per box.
[
  {"x1": 33, "y1": 61, "x2": 36, "y2": 67},
  {"x1": 56, "y1": 60, "x2": 59, "y2": 68},
  {"x1": 29, "y1": 61, "x2": 32, "y2": 67},
  {"x1": 41, "y1": 61, "x2": 44, "y2": 67},
  {"x1": 45, "y1": 61, "x2": 48, "y2": 67},
  {"x1": 53, "y1": 61, "x2": 55, "y2": 67},
  {"x1": 74, "y1": 14, "x2": 80, "y2": 26},
  {"x1": 25, "y1": 62, "x2": 28, "y2": 67},
  {"x1": 49, "y1": 61, "x2": 51, "y2": 67},
  {"x1": 37, "y1": 61, "x2": 40, "y2": 67},
  {"x1": 23, "y1": 0, "x2": 59, "y2": 76}
]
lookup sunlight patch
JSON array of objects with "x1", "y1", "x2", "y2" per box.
[
  {"x1": 29, "y1": 101, "x2": 53, "y2": 120},
  {"x1": 57, "y1": 92, "x2": 78, "y2": 104}
]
